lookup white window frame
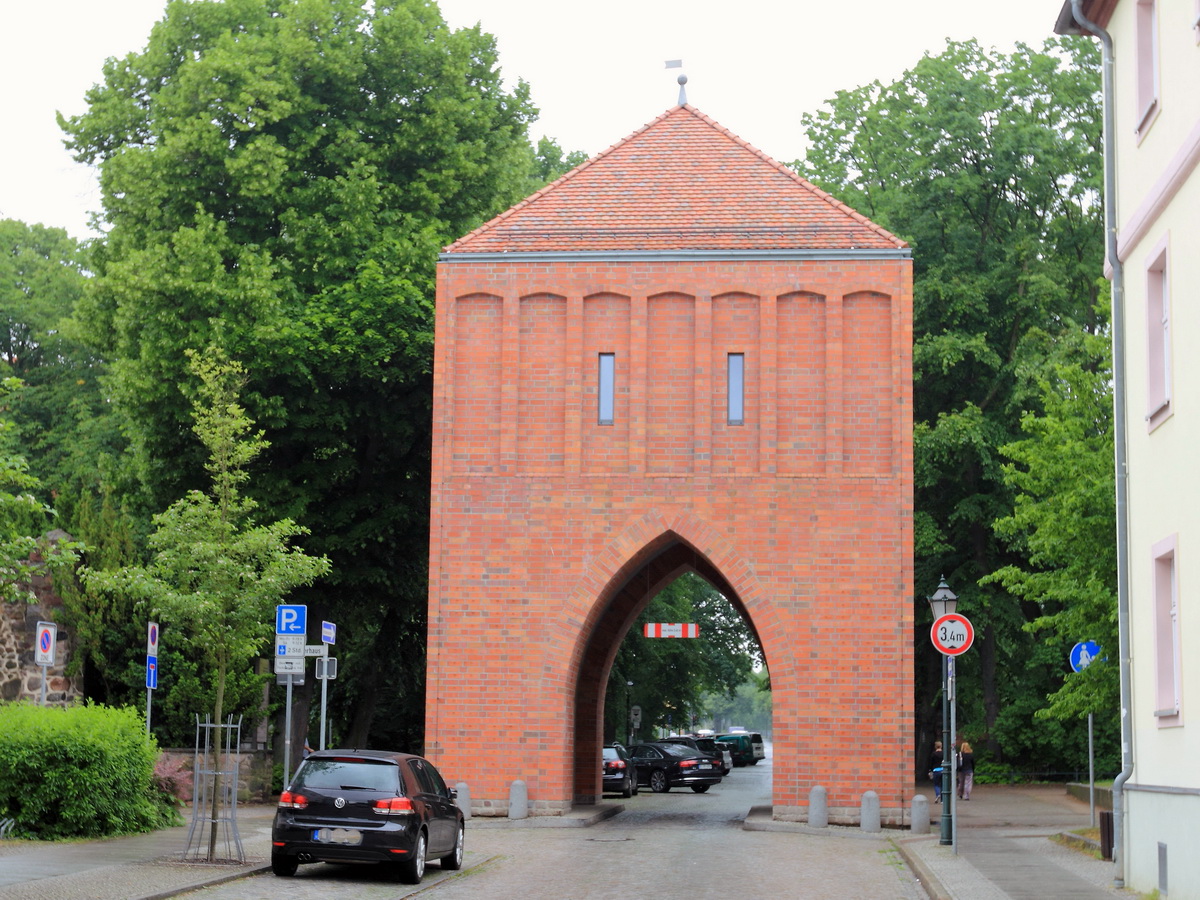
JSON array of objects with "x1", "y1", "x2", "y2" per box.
[
  {"x1": 727, "y1": 353, "x2": 744, "y2": 426},
  {"x1": 1145, "y1": 238, "x2": 1171, "y2": 431},
  {"x1": 1135, "y1": 0, "x2": 1161, "y2": 138},
  {"x1": 1152, "y1": 535, "x2": 1182, "y2": 725},
  {"x1": 598, "y1": 353, "x2": 615, "y2": 426}
]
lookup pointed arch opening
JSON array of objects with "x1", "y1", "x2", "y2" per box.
[{"x1": 566, "y1": 528, "x2": 772, "y2": 805}]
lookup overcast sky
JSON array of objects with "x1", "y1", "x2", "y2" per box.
[{"x1": 0, "y1": 0, "x2": 1066, "y2": 241}]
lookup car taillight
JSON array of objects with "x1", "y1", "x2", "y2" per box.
[
  {"x1": 679, "y1": 759, "x2": 698, "y2": 769},
  {"x1": 373, "y1": 796, "x2": 415, "y2": 815},
  {"x1": 609, "y1": 760, "x2": 626, "y2": 770},
  {"x1": 278, "y1": 791, "x2": 308, "y2": 809}
]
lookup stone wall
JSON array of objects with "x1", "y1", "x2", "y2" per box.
[{"x1": 0, "y1": 541, "x2": 82, "y2": 705}]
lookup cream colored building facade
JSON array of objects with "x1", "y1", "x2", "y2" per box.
[{"x1": 1059, "y1": 0, "x2": 1200, "y2": 895}]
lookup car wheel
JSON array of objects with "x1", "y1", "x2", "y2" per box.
[
  {"x1": 397, "y1": 830, "x2": 427, "y2": 884},
  {"x1": 632, "y1": 777, "x2": 639, "y2": 796},
  {"x1": 650, "y1": 769, "x2": 669, "y2": 793},
  {"x1": 691, "y1": 784, "x2": 710, "y2": 793},
  {"x1": 271, "y1": 851, "x2": 298, "y2": 877},
  {"x1": 441, "y1": 823, "x2": 464, "y2": 870},
  {"x1": 622, "y1": 774, "x2": 633, "y2": 798}
]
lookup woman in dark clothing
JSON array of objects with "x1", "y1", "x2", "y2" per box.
[
  {"x1": 957, "y1": 741, "x2": 975, "y2": 799},
  {"x1": 929, "y1": 741, "x2": 944, "y2": 803}
]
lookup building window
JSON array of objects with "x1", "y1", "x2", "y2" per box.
[
  {"x1": 598, "y1": 353, "x2": 615, "y2": 425},
  {"x1": 727, "y1": 353, "x2": 744, "y2": 425},
  {"x1": 1152, "y1": 535, "x2": 1181, "y2": 724},
  {"x1": 1146, "y1": 242, "x2": 1171, "y2": 430},
  {"x1": 1136, "y1": 0, "x2": 1160, "y2": 136}
]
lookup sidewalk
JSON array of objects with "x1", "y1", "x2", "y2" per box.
[
  {"x1": 897, "y1": 783, "x2": 1129, "y2": 899},
  {"x1": 0, "y1": 785, "x2": 1132, "y2": 899}
]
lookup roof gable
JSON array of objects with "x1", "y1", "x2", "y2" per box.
[{"x1": 445, "y1": 104, "x2": 906, "y2": 255}]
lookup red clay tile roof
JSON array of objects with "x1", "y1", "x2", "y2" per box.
[{"x1": 444, "y1": 104, "x2": 907, "y2": 255}]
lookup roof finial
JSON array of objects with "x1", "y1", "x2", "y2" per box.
[{"x1": 665, "y1": 59, "x2": 687, "y2": 106}]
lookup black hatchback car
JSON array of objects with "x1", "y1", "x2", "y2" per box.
[
  {"x1": 631, "y1": 742, "x2": 723, "y2": 793},
  {"x1": 602, "y1": 744, "x2": 638, "y2": 798},
  {"x1": 271, "y1": 749, "x2": 464, "y2": 884}
]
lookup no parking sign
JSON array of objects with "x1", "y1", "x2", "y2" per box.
[{"x1": 35, "y1": 621, "x2": 57, "y2": 666}]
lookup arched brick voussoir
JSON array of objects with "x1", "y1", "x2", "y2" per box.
[{"x1": 555, "y1": 506, "x2": 782, "y2": 676}]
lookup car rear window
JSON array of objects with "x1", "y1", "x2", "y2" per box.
[
  {"x1": 658, "y1": 743, "x2": 694, "y2": 758},
  {"x1": 603, "y1": 748, "x2": 620, "y2": 761},
  {"x1": 293, "y1": 759, "x2": 401, "y2": 793}
]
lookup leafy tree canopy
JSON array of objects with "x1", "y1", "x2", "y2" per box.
[
  {"x1": 794, "y1": 37, "x2": 1107, "y2": 767},
  {"x1": 58, "y1": 0, "x2": 543, "y2": 745},
  {"x1": 606, "y1": 573, "x2": 761, "y2": 742}
]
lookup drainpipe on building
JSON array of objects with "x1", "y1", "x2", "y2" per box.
[{"x1": 1067, "y1": 1, "x2": 1134, "y2": 888}]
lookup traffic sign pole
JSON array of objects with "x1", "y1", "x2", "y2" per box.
[
  {"x1": 146, "y1": 622, "x2": 159, "y2": 734},
  {"x1": 318, "y1": 622, "x2": 336, "y2": 751}
]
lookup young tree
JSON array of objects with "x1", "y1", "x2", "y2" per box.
[
  {"x1": 794, "y1": 38, "x2": 1105, "y2": 766},
  {"x1": 81, "y1": 350, "x2": 330, "y2": 731}
]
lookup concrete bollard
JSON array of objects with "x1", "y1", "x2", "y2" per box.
[
  {"x1": 808, "y1": 785, "x2": 828, "y2": 828},
  {"x1": 860, "y1": 790, "x2": 881, "y2": 833},
  {"x1": 508, "y1": 779, "x2": 529, "y2": 820},
  {"x1": 455, "y1": 782, "x2": 471, "y2": 821},
  {"x1": 911, "y1": 794, "x2": 930, "y2": 833}
]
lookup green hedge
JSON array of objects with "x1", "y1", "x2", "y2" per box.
[{"x1": 0, "y1": 703, "x2": 179, "y2": 838}]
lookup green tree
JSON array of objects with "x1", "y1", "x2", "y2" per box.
[
  {"x1": 59, "y1": 0, "x2": 540, "y2": 747},
  {"x1": 794, "y1": 38, "x2": 1105, "y2": 767},
  {"x1": 81, "y1": 350, "x2": 330, "y2": 732},
  {"x1": 1, "y1": 377, "x2": 79, "y2": 603},
  {"x1": 606, "y1": 573, "x2": 759, "y2": 742},
  {"x1": 983, "y1": 309, "x2": 1119, "y2": 771}
]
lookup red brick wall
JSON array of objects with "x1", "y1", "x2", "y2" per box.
[{"x1": 427, "y1": 257, "x2": 914, "y2": 823}]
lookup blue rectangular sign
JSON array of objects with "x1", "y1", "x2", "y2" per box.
[
  {"x1": 146, "y1": 656, "x2": 158, "y2": 690},
  {"x1": 322, "y1": 621, "x2": 336, "y2": 644},
  {"x1": 276, "y1": 604, "x2": 307, "y2": 635}
]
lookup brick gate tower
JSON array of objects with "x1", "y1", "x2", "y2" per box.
[{"x1": 426, "y1": 104, "x2": 914, "y2": 824}]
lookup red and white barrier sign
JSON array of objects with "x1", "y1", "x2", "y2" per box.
[{"x1": 643, "y1": 623, "x2": 699, "y2": 638}]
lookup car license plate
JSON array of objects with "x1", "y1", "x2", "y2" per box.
[
  {"x1": 699, "y1": 762, "x2": 712, "y2": 769},
  {"x1": 313, "y1": 827, "x2": 362, "y2": 845}
]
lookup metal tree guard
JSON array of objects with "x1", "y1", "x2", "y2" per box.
[{"x1": 183, "y1": 715, "x2": 245, "y2": 864}]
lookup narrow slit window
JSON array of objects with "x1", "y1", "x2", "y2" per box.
[
  {"x1": 598, "y1": 353, "x2": 615, "y2": 425},
  {"x1": 728, "y1": 353, "x2": 744, "y2": 425}
]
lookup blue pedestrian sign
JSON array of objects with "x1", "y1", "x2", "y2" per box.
[{"x1": 1070, "y1": 641, "x2": 1102, "y2": 673}]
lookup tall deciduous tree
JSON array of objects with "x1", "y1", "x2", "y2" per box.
[
  {"x1": 59, "y1": 0, "x2": 539, "y2": 747},
  {"x1": 794, "y1": 38, "x2": 1105, "y2": 767}
]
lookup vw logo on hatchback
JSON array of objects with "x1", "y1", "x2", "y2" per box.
[{"x1": 334, "y1": 797, "x2": 346, "y2": 809}]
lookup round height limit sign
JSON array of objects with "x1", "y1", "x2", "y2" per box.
[{"x1": 931, "y1": 613, "x2": 975, "y2": 656}]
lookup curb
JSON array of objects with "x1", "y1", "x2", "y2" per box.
[
  {"x1": 137, "y1": 861, "x2": 272, "y2": 900},
  {"x1": 893, "y1": 837, "x2": 951, "y2": 900}
]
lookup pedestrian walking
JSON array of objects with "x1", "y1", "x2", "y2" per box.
[
  {"x1": 957, "y1": 741, "x2": 975, "y2": 799},
  {"x1": 928, "y1": 741, "x2": 943, "y2": 803}
]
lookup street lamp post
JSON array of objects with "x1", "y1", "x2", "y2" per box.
[{"x1": 928, "y1": 576, "x2": 958, "y2": 847}]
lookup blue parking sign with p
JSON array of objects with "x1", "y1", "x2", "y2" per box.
[{"x1": 276, "y1": 604, "x2": 307, "y2": 635}]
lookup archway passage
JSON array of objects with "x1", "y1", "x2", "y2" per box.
[
  {"x1": 425, "y1": 103, "x2": 914, "y2": 825},
  {"x1": 571, "y1": 534, "x2": 762, "y2": 805}
]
